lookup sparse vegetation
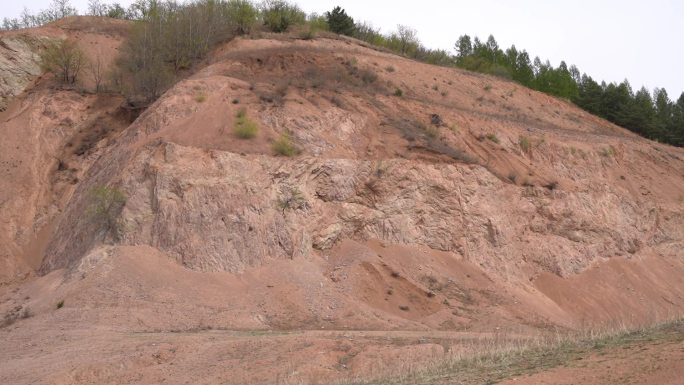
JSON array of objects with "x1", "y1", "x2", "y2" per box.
[
  {"x1": 277, "y1": 186, "x2": 307, "y2": 212},
  {"x1": 272, "y1": 133, "x2": 298, "y2": 156},
  {"x1": 234, "y1": 108, "x2": 259, "y2": 138},
  {"x1": 1, "y1": 305, "x2": 32, "y2": 328},
  {"x1": 194, "y1": 93, "x2": 207, "y2": 103},
  {"x1": 56, "y1": 300, "x2": 64, "y2": 309},
  {"x1": 4, "y1": 2, "x2": 684, "y2": 147},
  {"x1": 483, "y1": 84, "x2": 492, "y2": 91},
  {"x1": 359, "y1": 68, "x2": 378, "y2": 84},
  {"x1": 599, "y1": 146, "x2": 615, "y2": 157},
  {"x1": 334, "y1": 318, "x2": 684, "y2": 385},
  {"x1": 385, "y1": 65, "x2": 395, "y2": 73}
]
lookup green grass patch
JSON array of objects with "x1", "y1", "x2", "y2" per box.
[
  {"x1": 272, "y1": 133, "x2": 299, "y2": 156},
  {"x1": 234, "y1": 108, "x2": 258, "y2": 139}
]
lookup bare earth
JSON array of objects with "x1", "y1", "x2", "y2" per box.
[{"x1": 1, "y1": 17, "x2": 683, "y2": 385}]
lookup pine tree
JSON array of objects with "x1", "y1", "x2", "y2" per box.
[{"x1": 325, "y1": 6, "x2": 354, "y2": 36}]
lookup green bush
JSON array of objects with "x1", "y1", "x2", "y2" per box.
[
  {"x1": 234, "y1": 109, "x2": 258, "y2": 139},
  {"x1": 228, "y1": 0, "x2": 258, "y2": 35},
  {"x1": 261, "y1": 0, "x2": 306, "y2": 33},
  {"x1": 272, "y1": 133, "x2": 299, "y2": 156}
]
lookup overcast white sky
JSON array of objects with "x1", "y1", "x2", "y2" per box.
[{"x1": 4, "y1": 0, "x2": 683, "y2": 99}]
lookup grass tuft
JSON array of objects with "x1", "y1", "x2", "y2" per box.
[
  {"x1": 234, "y1": 108, "x2": 258, "y2": 139},
  {"x1": 272, "y1": 133, "x2": 299, "y2": 156},
  {"x1": 194, "y1": 93, "x2": 207, "y2": 103},
  {"x1": 485, "y1": 133, "x2": 500, "y2": 144}
]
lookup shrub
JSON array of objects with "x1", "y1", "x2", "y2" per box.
[
  {"x1": 88, "y1": 185, "x2": 126, "y2": 240},
  {"x1": 519, "y1": 135, "x2": 531, "y2": 153},
  {"x1": 393, "y1": 88, "x2": 403, "y2": 97},
  {"x1": 260, "y1": 0, "x2": 305, "y2": 33},
  {"x1": 272, "y1": 133, "x2": 299, "y2": 156},
  {"x1": 56, "y1": 300, "x2": 64, "y2": 309},
  {"x1": 194, "y1": 93, "x2": 207, "y2": 103},
  {"x1": 485, "y1": 133, "x2": 500, "y2": 143},
  {"x1": 277, "y1": 187, "x2": 307, "y2": 211},
  {"x1": 599, "y1": 146, "x2": 615, "y2": 157},
  {"x1": 40, "y1": 39, "x2": 86, "y2": 84},
  {"x1": 234, "y1": 109, "x2": 258, "y2": 139},
  {"x1": 425, "y1": 126, "x2": 439, "y2": 138},
  {"x1": 359, "y1": 68, "x2": 378, "y2": 84},
  {"x1": 385, "y1": 65, "x2": 395, "y2": 73}
]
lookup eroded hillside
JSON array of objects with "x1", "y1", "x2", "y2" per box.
[{"x1": 1, "y1": 18, "x2": 683, "y2": 385}]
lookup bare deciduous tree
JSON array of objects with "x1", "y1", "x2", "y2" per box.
[
  {"x1": 88, "y1": 49, "x2": 105, "y2": 92},
  {"x1": 40, "y1": 39, "x2": 86, "y2": 84}
]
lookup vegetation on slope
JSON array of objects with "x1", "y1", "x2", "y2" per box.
[
  {"x1": 4, "y1": 0, "x2": 683, "y2": 146},
  {"x1": 337, "y1": 319, "x2": 684, "y2": 385}
]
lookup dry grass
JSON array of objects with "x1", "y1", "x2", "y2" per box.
[
  {"x1": 485, "y1": 133, "x2": 500, "y2": 144},
  {"x1": 272, "y1": 133, "x2": 299, "y2": 156},
  {"x1": 332, "y1": 318, "x2": 684, "y2": 385},
  {"x1": 194, "y1": 93, "x2": 207, "y2": 103},
  {"x1": 599, "y1": 146, "x2": 616, "y2": 157},
  {"x1": 519, "y1": 135, "x2": 531, "y2": 153}
]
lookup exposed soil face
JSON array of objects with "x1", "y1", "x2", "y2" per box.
[{"x1": 0, "y1": 17, "x2": 683, "y2": 385}]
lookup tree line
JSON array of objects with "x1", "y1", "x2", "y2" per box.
[
  {"x1": 3, "y1": 0, "x2": 682, "y2": 146},
  {"x1": 452, "y1": 35, "x2": 684, "y2": 146}
]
